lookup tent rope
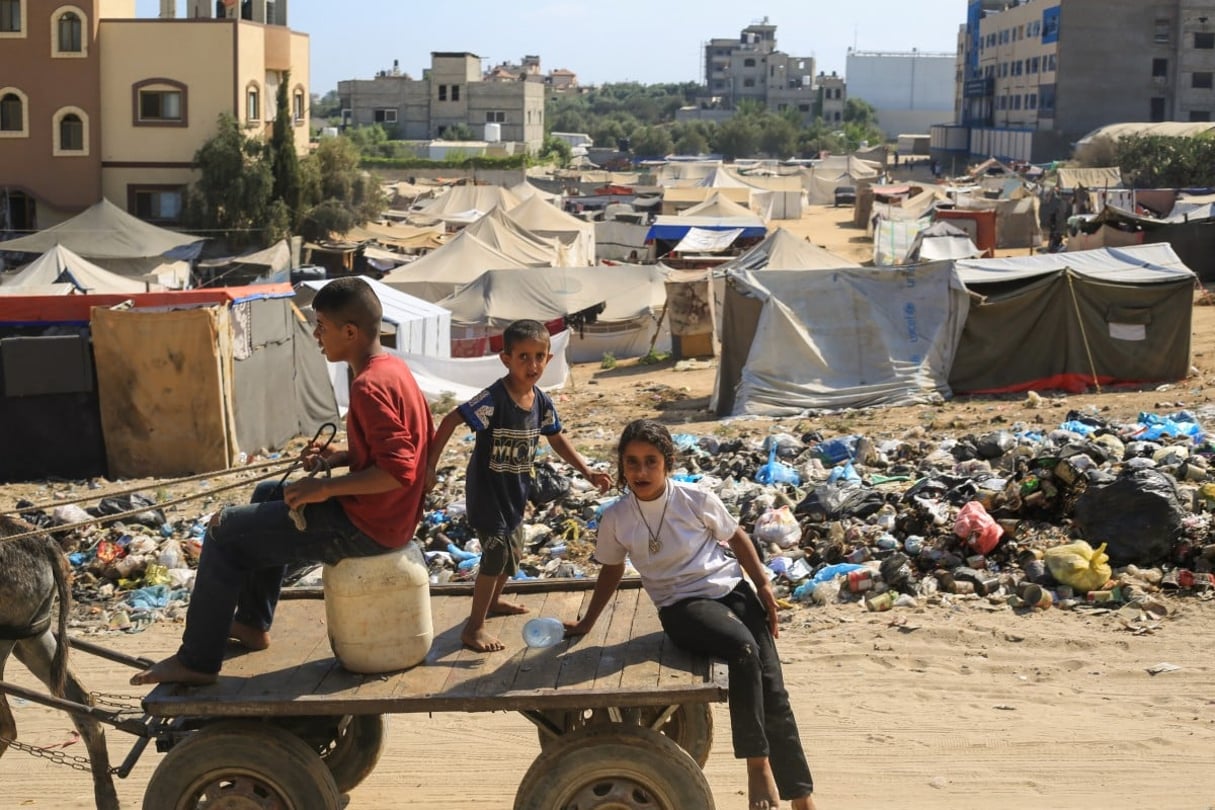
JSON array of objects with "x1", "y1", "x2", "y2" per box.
[
  {"x1": 1, "y1": 457, "x2": 291, "y2": 516},
  {"x1": 0, "y1": 462, "x2": 291, "y2": 545},
  {"x1": 1065, "y1": 270, "x2": 1102, "y2": 394}
]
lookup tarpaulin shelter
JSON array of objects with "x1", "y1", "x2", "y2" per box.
[
  {"x1": 907, "y1": 221, "x2": 984, "y2": 262},
  {"x1": 379, "y1": 230, "x2": 527, "y2": 302},
  {"x1": 0, "y1": 285, "x2": 336, "y2": 481},
  {"x1": 345, "y1": 222, "x2": 446, "y2": 253},
  {"x1": 0, "y1": 199, "x2": 202, "y2": 283},
  {"x1": 935, "y1": 208, "x2": 998, "y2": 255},
  {"x1": 679, "y1": 192, "x2": 757, "y2": 219},
  {"x1": 802, "y1": 156, "x2": 882, "y2": 206},
  {"x1": 398, "y1": 329, "x2": 570, "y2": 404},
  {"x1": 719, "y1": 227, "x2": 860, "y2": 272},
  {"x1": 411, "y1": 184, "x2": 522, "y2": 226},
  {"x1": 1, "y1": 245, "x2": 156, "y2": 294},
  {"x1": 507, "y1": 195, "x2": 596, "y2": 266},
  {"x1": 954, "y1": 195, "x2": 1040, "y2": 248},
  {"x1": 950, "y1": 244, "x2": 1197, "y2": 394},
  {"x1": 660, "y1": 186, "x2": 753, "y2": 215},
  {"x1": 1067, "y1": 205, "x2": 1215, "y2": 281},
  {"x1": 647, "y1": 214, "x2": 767, "y2": 243},
  {"x1": 436, "y1": 265, "x2": 671, "y2": 363},
  {"x1": 713, "y1": 262, "x2": 969, "y2": 415}
]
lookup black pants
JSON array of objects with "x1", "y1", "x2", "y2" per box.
[{"x1": 658, "y1": 580, "x2": 814, "y2": 800}]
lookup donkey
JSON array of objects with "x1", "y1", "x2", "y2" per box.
[{"x1": 0, "y1": 514, "x2": 120, "y2": 810}]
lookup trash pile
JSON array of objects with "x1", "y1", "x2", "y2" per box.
[{"x1": 12, "y1": 407, "x2": 1215, "y2": 634}]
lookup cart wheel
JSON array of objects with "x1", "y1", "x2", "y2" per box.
[
  {"x1": 274, "y1": 714, "x2": 387, "y2": 793},
  {"x1": 515, "y1": 724, "x2": 716, "y2": 810},
  {"x1": 142, "y1": 721, "x2": 342, "y2": 810},
  {"x1": 536, "y1": 703, "x2": 714, "y2": 767}
]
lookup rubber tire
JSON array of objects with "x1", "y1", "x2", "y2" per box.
[
  {"x1": 515, "y1": 724, "x2": 716, "y2": 810},
  {"x1": 274, "y1": 714, "x2": 387, "y2": 793},
  {"x1": 536, "y1": 702, "x2": 714, "y2": 767},
  {"x1": 142, "y1": 721, "x2": 342, "y2": 810}
]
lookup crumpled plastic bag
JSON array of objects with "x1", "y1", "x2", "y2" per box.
[
  {"x1": 755, "y1": 446, "x2": 801, "y2": 486},
  {"x1": 753, "y1": 505, "x2": 801, "y2": 549},
  {"x1": 953, "y1": 500, "x2": 1003, "y2": 555},
  {"x1": 795, "y1": 483, "x2": 884, "y2": 522},
  {"x1": 1044, "y1": 540, "x2": 1112, "y2": 593},
  {"x1": 1073, "y1": 468, "x2": 1184, "y2": 566}
]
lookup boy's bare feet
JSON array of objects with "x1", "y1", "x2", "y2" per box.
[
  {"x1": 230, "y1": 620, "x2": 270, "y2": 651},
  {"x1": 487, "y1": 600, "x2": 529, "y2": 616},
  {"x1": 461, "y1": 626, "x2": 505, "y2": 652},
  {"x1": 129, "y1": 655, "x2": 218, "y2": 686}
]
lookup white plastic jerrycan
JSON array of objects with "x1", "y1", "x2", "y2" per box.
[{"x1": 323, "y1": 541, "x2": 433, "y2": 674}]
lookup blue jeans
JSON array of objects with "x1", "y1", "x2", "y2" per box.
[
  {"x1": 177, "y1": 480, "x2": 388, "y2": 674},
  {"x1": 658, "y1": 580, "x2": 814, "y2": 801}
]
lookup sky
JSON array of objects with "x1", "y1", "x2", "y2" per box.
[{"x1": 138, "y1": 0, "x2": 966, "y2": 94}]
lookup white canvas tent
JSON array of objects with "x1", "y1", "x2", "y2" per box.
[
  {"x1": 379, "y1": 230, "x2": 527, "y2": 302},
  {"x1": 0, "y1": 199, "x2": 201, "y2": 282},
  {"x1": 713, "y1": 262, "x2": 969, "y2": 415},
  {"x1": 436, "y1": 265, "x2": 671, "y2": 363},
  {"x1": 802, "y1": 156, "x2": 882, "y2": 205},
  {"x1": 1, "y1": 245, "x2": 157, "y2": 294},
  {"x1": 399, "y1": 329, "x2": 570, "y2": 404},
  {"x1": 412, "y1": 184, "x2": 522, "y2": 223},
  {"x1": 680, "y1": 191, "x2": 757, "y2": 219},
  {"x1": 463, "y1": 208, "x2": 565, "y2": 266},
  {"x1": 507, "y1": 195, "x2": 596, "y2": 266},
  {"x1": 907, "y1": 221, "x2": 984, "y2": 262},
  {"x1": 720, "y1": 228, "x2": 860, "y2": 271}
]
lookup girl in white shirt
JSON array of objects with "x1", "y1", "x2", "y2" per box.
[{"x1": 567, "y1": 419, "x2": 817, "y2": 810}]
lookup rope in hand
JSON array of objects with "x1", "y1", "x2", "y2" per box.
[{"x1": 276, "y1": 423, "x2": 338, "y2": 532}]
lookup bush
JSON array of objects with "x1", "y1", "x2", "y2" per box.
[{"x1": 600, "y1": 352, "x2": 617, "y2": 370}]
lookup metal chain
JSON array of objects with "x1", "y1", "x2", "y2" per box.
[
  {"x1": 0, "y1": 734, "x2": 103, "y2": 774},
  {"x1": 89, "y1": 690, "x2": 141, "y2": 710}
]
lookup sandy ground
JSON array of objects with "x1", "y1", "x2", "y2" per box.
[{"x1": 5, "y1": 204, "x2": 1215, "y2": 809}]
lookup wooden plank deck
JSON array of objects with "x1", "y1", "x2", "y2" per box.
[{"x1": 143, "y1": 580, "x2": 728, "y2": 719}]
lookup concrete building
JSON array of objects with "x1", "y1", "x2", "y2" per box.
[
  {"x1": 817, "y1": 72, "x2": 847, "y2": 124},
  {"x1": 700, "y1": 19, "x2": 820, "y2": 123},
  {"x1": 845, "y1": 49, "x2": 957, "y2": 140},
  {"x1": 1, "y1": 0, "x2": 309, "y2": 232},
  {"x1": 338, "y1": 52, "x2": 546, "y2": 151},
  {"x1": 949, "y1": 0, "x2": 1215, "y2": 163}
]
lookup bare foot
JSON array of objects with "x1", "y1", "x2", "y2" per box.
[
  {"x1": 230, "y1": 620, "x2": 270, "y2": 651},
  {"x1": 461, "y1": 626, "x2": 505, "y2": 652},
  {"x1": 130, "y1": 655, "x2": 218, "y2": 686},
  {"x1": 487, "y1": 600, "x2": 529, "y2": 616},
  {"x1": 746, "y1": 757, "x2": 780, "y2": 810}
]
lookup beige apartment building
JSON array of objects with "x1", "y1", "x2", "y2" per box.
[
  {"x1": 948, "y1": 0, "x2": 1215, "y2": 162},
  {"x1": 700, "y1": 20, "x2": 823, "y2": 123},
  {"x1": 338, "y1": 52, "x2": 546, "y2": 151},
  {"x1": 1, "y1": 0, "x2": 308, "y2": 233}
]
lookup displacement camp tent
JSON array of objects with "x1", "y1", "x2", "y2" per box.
[
  {"x1": 720, "y1": 228, "x2": 860, "y2": 271},
  {"x1": 507, "y1": 194, "x2": 596, "y2": 266},
  {"x1": 379, "y1": 230, "x2": 527, "y2": 302},
  {"x1": 680, "y1": 191, "x2": 756, "y2": 219},
  {"x1": 464, "y1": 207, "x2": 565, "y2": 266},
  {"x1": 713, "y1": 262, "x2": 969, "y2": 416},
  {"x1": 0, "y1": 199, "x2": 202, "y2": 282},
  {"x1": 950, "y1": 244, "x2": 1197, "y2": 394},
  {"x1": 437, "y1": 265, "x2": 671, "y2": 363},
  {"x1": 1, "y1": 245, "x2": 157, "y2": 294},
  {"x1": 413, "y1": 184, "x2": 522, "y2": 224},
  {"x1": 908, "y1": 221, "x2": 984, "y2": 262},
  {"x1": 0, "y1": 285, "x2": 336, "y2": 481},
  {"x1": 1067, "y1": 205, "x2": 1215, "y2": 282}
]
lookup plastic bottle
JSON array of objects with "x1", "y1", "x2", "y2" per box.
[
  {"x1": 157, "y1": 538, "x2": 184, "y2": 569},
  {"x1": 522, "y1": 617, "x2": 567, "y2": 648},
  {"x1": 324, "y1": 542, "x2": 433, "y2": 674}
]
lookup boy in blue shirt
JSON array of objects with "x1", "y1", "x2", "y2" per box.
[{"x1": 428, "y1": 319, "x2": 612, "y2": 652}]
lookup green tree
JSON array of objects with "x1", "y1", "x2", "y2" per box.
[
  {"x1": 270, "y1": 71, "x2": 301, "y2": 221},
  {"x1": 592, "y1": 119, "x2": 627, "y2": 148},
  {"x1": 185, "y1": 113, "x2": 275, "y2": 248},
  {"x1": 297, "y1": 135, "x2": 386, "y2": 238},
  {"x1": 674, "y1": 126, "x2": 709, "y2": 156},
  {"x1": 843, "y1": 98, "x2": 879, "y2": 128},
  {"x1": 735, "y1": 98, "x2": 767, "y2": 118},
  {"x1": 630, "y1": 125, "x2": 673, "y2": 158},
  {"x1": 713, "y1": 116, "x2": 760, "y2": 160},
  {"x1": 441, "y1": 123, "x2": 475, "y2": 141},
  {"x1": 539, "y1": 135, "x2": 573, "y2": 167},
  {"x1": 757, "y1": 113, "x2": 799, "y2": 158}
]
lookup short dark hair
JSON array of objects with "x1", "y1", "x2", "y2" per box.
[
  {"x1": 616, "y1": 419, "x2": 676, "y2": 489},
  {"x1": 502, "y1": 319, "x2": 550, "y2": 353},
  {"x1": 312, "y1": 277, "x2": 382, "y2": 336}
]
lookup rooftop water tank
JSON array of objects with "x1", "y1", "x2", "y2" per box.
[{"x1": 484, "y1": 122, "x2": 501, "y2": 143}]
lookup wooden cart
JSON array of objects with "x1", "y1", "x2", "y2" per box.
[{"x1": 138, "y1": 580, "x2": 728, "y2": 809}]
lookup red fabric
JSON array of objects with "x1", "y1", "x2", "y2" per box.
[
  {"x1": 955, "y1": 373, "x2": 1166, "y2": 396},
  {"x1": 0, "y1": 284, "x2": 292, "y2": 324},
  {"x1": 342, "y1": 353, "x2": 434, "y2": 548}
]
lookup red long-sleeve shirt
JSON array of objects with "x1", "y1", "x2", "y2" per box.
[{"x1": 341, "y1": 353, "x2": 433, "y2": 548}]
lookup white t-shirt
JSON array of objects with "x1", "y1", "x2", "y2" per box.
[{"x1": 595, "y1": 480, "x2": 742, "y2": 608}]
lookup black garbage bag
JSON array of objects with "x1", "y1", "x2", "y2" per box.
[
  {"x1": 1073, "y1": 469, "x2": 1184, "y2": 566},
  {"x1": 16, "y1": 499, "x2": 54, "y2": 529},
  {"x1": 975, "y1": 431, "x2": 1016, "y2": 460},
  {"x1": 88, "y1": 492, "x2": 166, "y2": 529},
  {"x1": 795, "y1": 483, "x2": 884, "y2": 522}
]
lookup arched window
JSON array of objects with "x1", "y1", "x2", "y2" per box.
[
  {"x1": 53, "y1": 106, "x2": 88, "y2": 155},
  {"x1": 0, "y1": 88, "x2": 28, "y2": 137},
  {"x1": 133, "y1": 78, "x2": 187, "y2": 126},
  {"x1": 292, "y1": 85, "x2": 305, "y2": 124},
  {"x1": 51, "y1": 6, "x2": 87, "y2": 56},
  {"x1": 246, "y1": 82, "x2": 261, "y2": 121}
]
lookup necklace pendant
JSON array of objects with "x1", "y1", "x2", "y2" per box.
[{"x1": 648, "y1": 536, "x2": 662, "y2": 554}]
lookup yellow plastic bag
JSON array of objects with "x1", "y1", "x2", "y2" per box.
[{"x1": 1044, "y1": 540, "x2": 1112, "y2": 593}]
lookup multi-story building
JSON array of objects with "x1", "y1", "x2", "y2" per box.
[
  {"x1": 700, "y1": 19, "x2": 820, "y2": 123},
  {"x1": 817, "y1": 72, "x2": 847, "y2": 124},
  {"x1": 0, "y1": 0, "x2": 309, "y2": 232},
  {"x1": 338, "y1": 53, "x2": 546, "y2": 151},
  {"x1": 950, "y1": 0, "x2": 1215, "y2": 162},
  {"x1": 845, "y1": 49, "x2": 957, "y2": 139}
]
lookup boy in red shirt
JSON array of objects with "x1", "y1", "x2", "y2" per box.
[{"x1": 133, "y1": 277, "x2": 433, "y2": 685}]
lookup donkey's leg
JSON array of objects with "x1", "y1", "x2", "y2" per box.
[
  {"x1": 14, "y1": 633, "x2": 121, "y2": 810},
  {"x1": 0, "y1": 640, "x2": 16, "y2": 759}
]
